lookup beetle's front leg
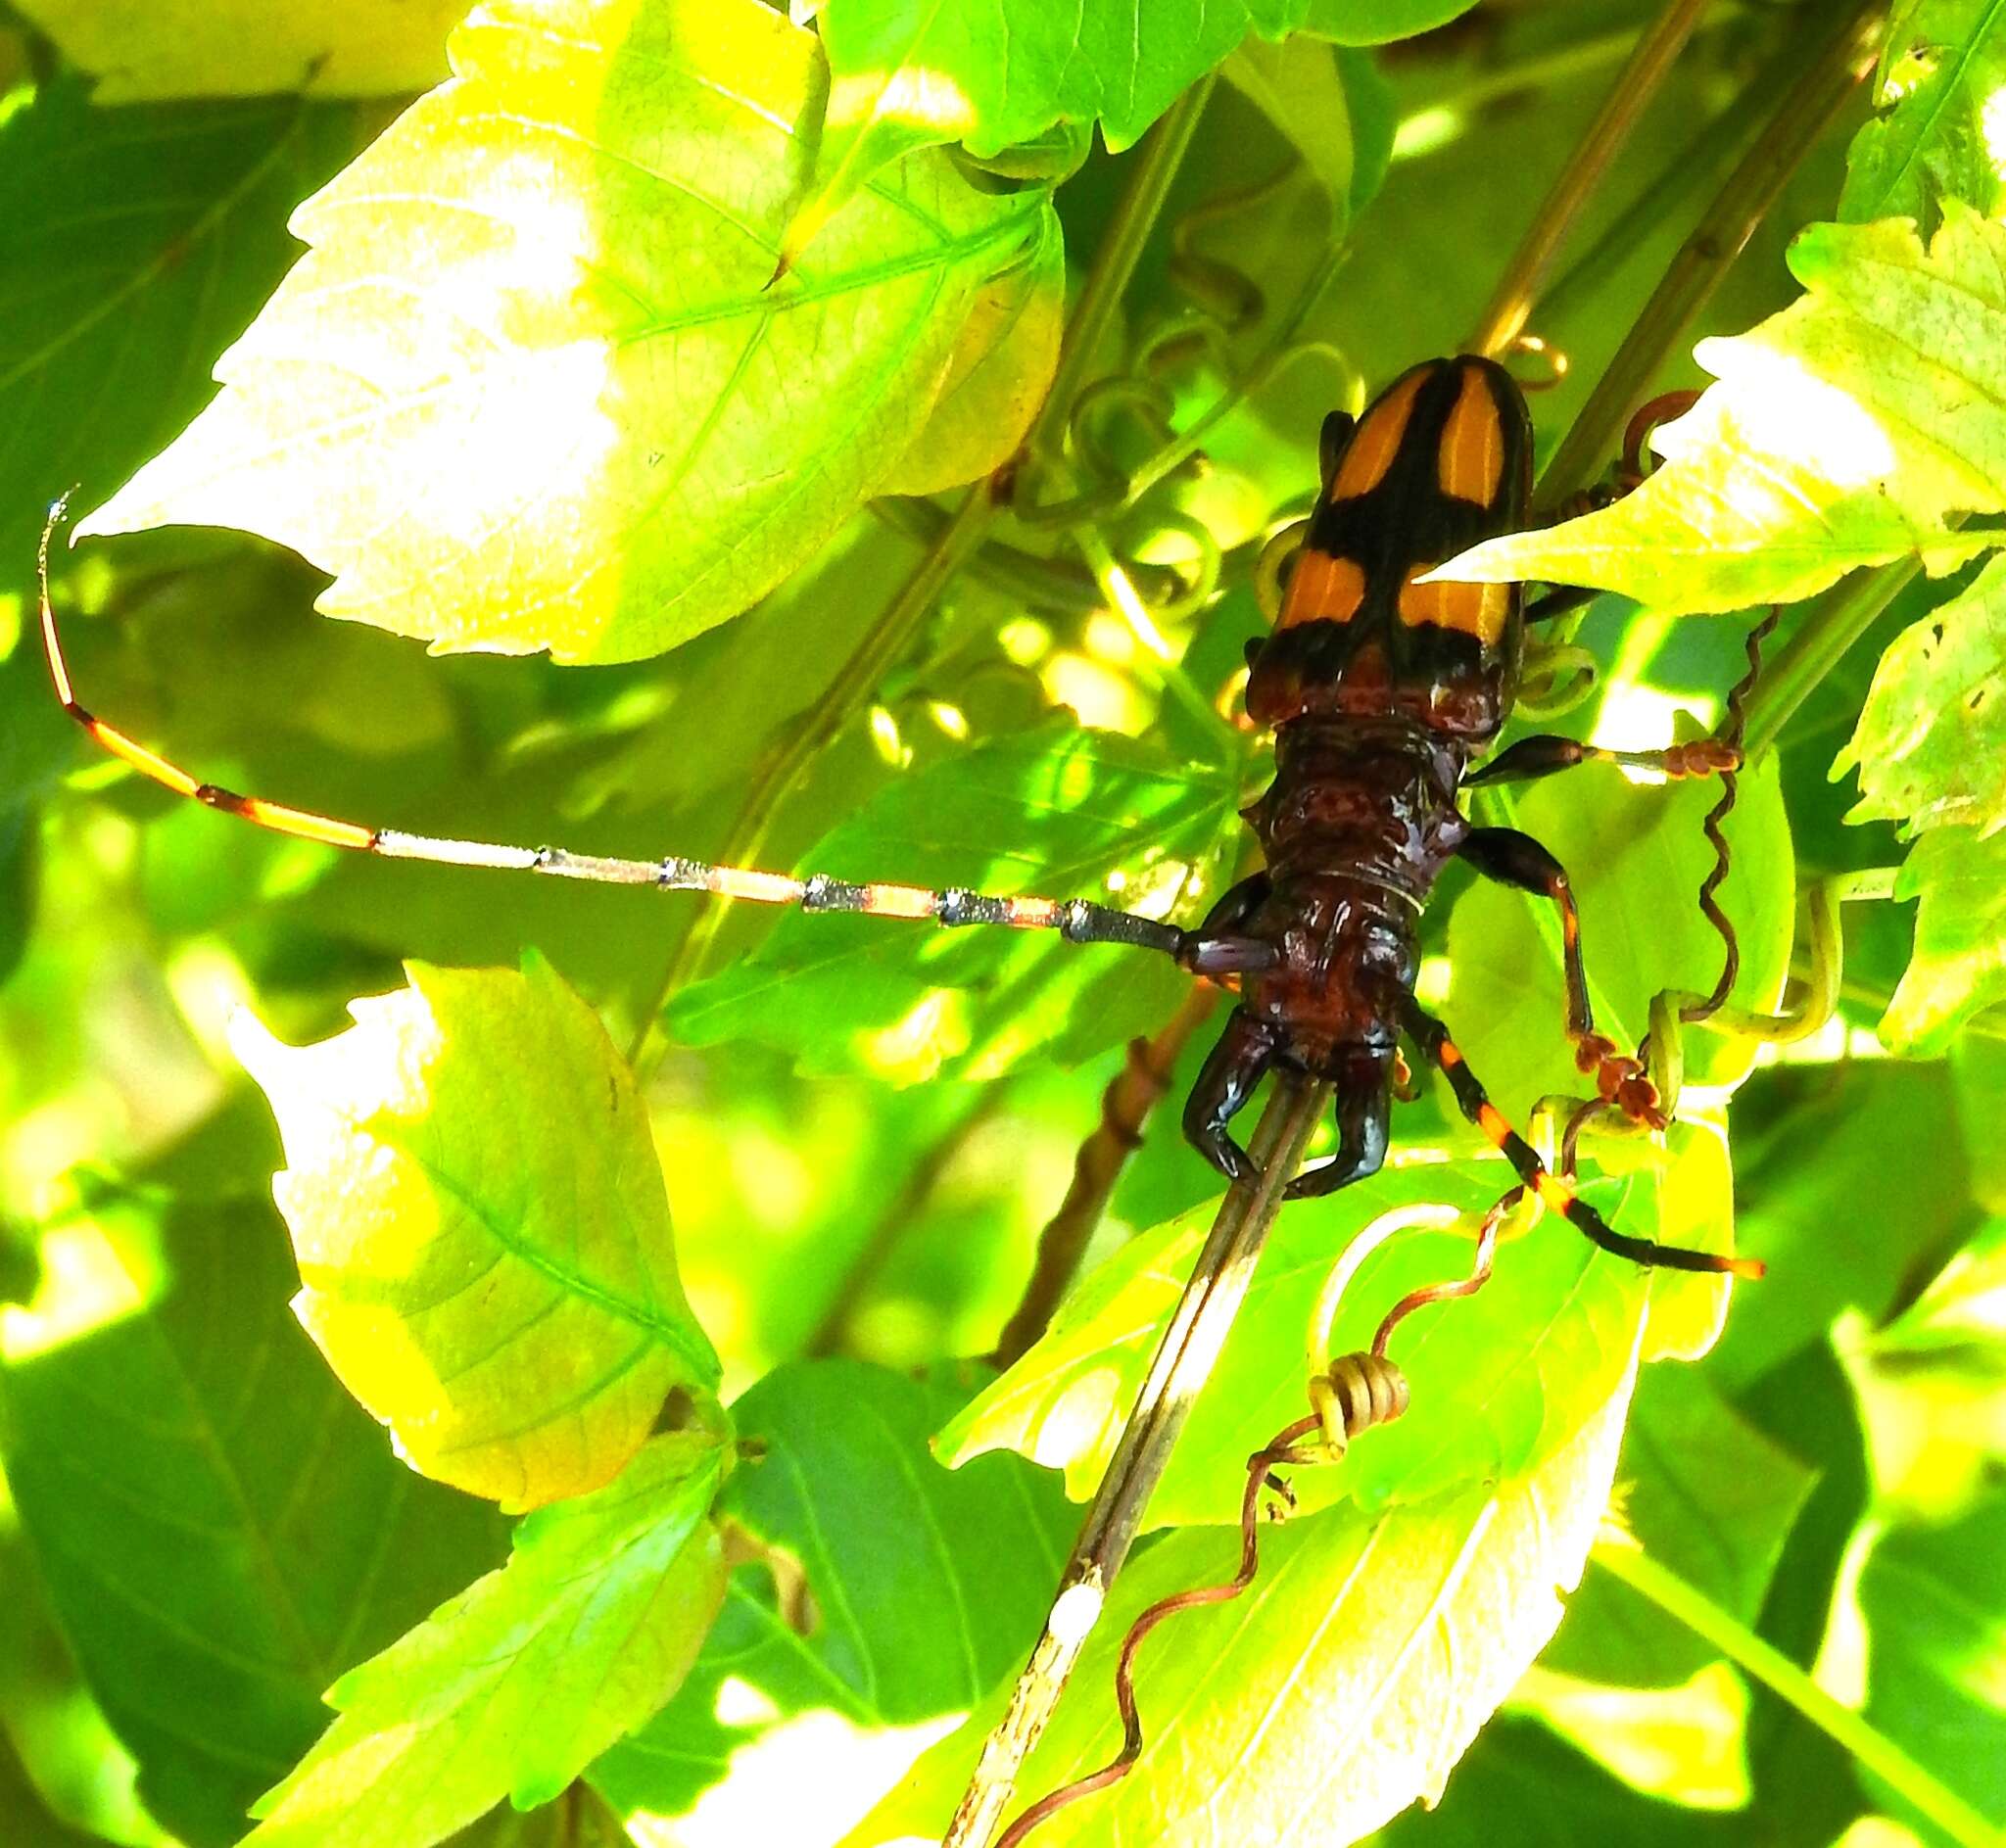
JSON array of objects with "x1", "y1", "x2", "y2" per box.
[{"x1": 1182, "y1": 1008, "x2": 1283, "y2": 1184}]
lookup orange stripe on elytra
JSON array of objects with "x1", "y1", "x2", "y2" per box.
[
  {"x1": 1329, "y1": 368, "x2": 1430, "y2": 503},
  {"x1": 1397, "y1": 567, "x2": 1510, "y2": 645},
  {"x1": 1278, "y1": 549, "x2": 1367, "y2": 630},
  {"x1": 1438, "y1": 365, "x2": 1504, "y2": 507}
]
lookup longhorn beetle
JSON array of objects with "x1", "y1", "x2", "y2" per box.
[{"x1": 38, "y1": 355, "x2": 1762, "y2": 1282}]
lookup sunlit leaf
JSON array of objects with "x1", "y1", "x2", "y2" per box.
[
  {"x1": 0, "y1": 75, "x2": 362, "y2": 577},
  {"x1": 1837, "y1": 555, "x2": 2006, "y2": 837},
  {"x1": 1841, "y1": 0, "x2": 2006, "y2": 230},
  {"x1": 1858, "y1": 1490, "x2": 2006, "y2": 1833},
  {"x1": 247, "y1": 1434, "x2": 728, "y2": 1848},
  {"x1": 854, "y1": 1357, "x2": 1638, "y2": 1846},
  {"x1": 1448, "y1": 751, "x2": 1794, "y2": 1124},
  {"x1": 0, "y1": 1187, "x2": 507, "y2": 1848},
  {"x1": 784, "y1": 0, "x2": 1307, "y2": 263},
  {"x1": 880, "y1": 229, "x2": 1064, "y2": 498},
  {"x1": 11, "y1": 0, "x2": 461, "y2": 101},
  {"x1": 668, "y1": 721, "x2": 1246, "y2": 1081},
  {"x1": 937, "y1": 1140, "x2": 1725, "y2": 1526},
  {"x1": 232, "y1": 954, "x2": 721, "y2": 1512},
  {"x1": 79, "y1": 0, "x2": 1058, "y2": 664},
  {"x1": 1437, "y1": 211, "x2": 2006, "y2": 616},
  {"x1": 1219, "y1": 36, "x2": 1356, "y2": 206},
  {"x1": 1884, "y1": 825, "x2": 2006, "y2": 1052},
  {"x1": 590, "y1": 1361, "x2": 1072, "y2": 1837},
  {"x1": 0, "y1": 1728, "x2": 101, "y2": 1848}
]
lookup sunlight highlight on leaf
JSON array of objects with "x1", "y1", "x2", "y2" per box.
[{"x1": 232, "y1": 954, "x2": 720, "y2": 1510}]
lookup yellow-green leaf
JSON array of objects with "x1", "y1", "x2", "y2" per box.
[
  {"x1": 248, "y1": 1434, "x2": 728, "y2": 1848},
  {"x1": 1836, "y1": 554, "x2": 2006, "y2": 837},
  {"x1": 853, "y1": 1348, "x2": 1639, "y2": 1846},
  {"x1": 79, "y1": 0, "x2": 1058, "y2": 663},
  {"x1": 232, "y1": 955, "x2": 720, "y2": 1512},
  {"x1": 1434, "y1": 212, "x2": 2006, "y2": 616},
  {"x1": 11, "y1": 0, "x2": 460, "y2": 101},
  {"x1": 1884, "y1": 826, "x2": 2006, "y2": 1052}
]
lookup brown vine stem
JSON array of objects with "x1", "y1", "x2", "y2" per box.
[
  {"x1": 1463, "y1": 0, "x2": 1712, "y2": 360},
  {"x1": 990, "y1": 983, "x2": 1221, "y2": 1368},
  {"x1": 1537, "y1": 0, "x2": 1882, "y2": 504},
  {"x1": 624, "y1": 81, "x2": 1216, "y2": 1077},
  {"x1": 943, "y1": 1076, "x2": 1327, "y2": 1848}
]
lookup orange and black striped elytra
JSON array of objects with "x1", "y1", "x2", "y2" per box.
[{"x1": 35, "y1": 356, "x2": 1762, "y2": 1281}]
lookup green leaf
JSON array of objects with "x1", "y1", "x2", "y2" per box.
[
  {"x1": 231, "y1": 954, "x2": 721, "y2": 1512},
  {"x1": 0, "y1": 1187, "x2": 507, "y2": 1848},
  {"x1": 247, "y1": 1433, "x2": 729, "y2": 1848},
  {"x1": 854, "y1": 1359, "x2": 1639, "y2": 1846},
  {"x1": 1436, "y1": 212, "x2": 2006, "y2": 616},
  {"x1": 79, "y1": 0, "x2": 1059, "y2": 664},
  {"x1": 590, "y1": 1360, "x2": 1073, "y2": 1832},
  {"x1": 667, "y1": 720, "x2": 1245, "y2": 1081},
  {"x1": 0, "y1": 75, "x2": 363, "y2": 579},
  {"x1": 785, "y1": 0, "x2": 1305, "y2": 262},
  {"x1": 1837, "y1": 555, "x2": 2006, "y2": 837},
  {"x1": 1884, "y1": 825, "x2": 2006, "y2": 1052},
  {"x1": 1858, "y1": 1490, "x2": 2006, "y2": 1833},
  {"x1": 937, "y1": 1140, "x2": 1720, "y2": 1526},
  {"x1": 1448, "y1": 751, "x2": 1795, "y2": 1125},
  {"x1": 1841, "y1": 0, "x2": 2006, "y2": 230},
  {"x1": 1541, "y1": 1366, "x2": 1817, "y2": 1689},
  {"x1": 11, "y1": 0, "x2": 460, "y2": 100},
  {"x1": 1300, "y1": 0, "x2": 1484, "y2": 46},
  {"x1": 0, "y1": 1675, "x2": 143, "y2": 1848},
  {"x1": 1219, "y1": 36, "x2": 1355, "y2": 207},
  {"x1": 879, "y1": 225, "x2": 1064, "y2": 498}
]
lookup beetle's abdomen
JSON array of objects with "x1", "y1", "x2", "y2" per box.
[{"x1": 1248, "y1": 356, "x2": 1534, "y2": 740}]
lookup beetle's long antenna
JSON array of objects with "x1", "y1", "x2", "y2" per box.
[{"x1": 35, "y1": 504, "x2": 1187, "y2": 957}]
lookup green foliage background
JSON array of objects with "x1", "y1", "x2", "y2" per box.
[{"x1": 0, "y1": 2, "x2": 2002, "y2": 1847}]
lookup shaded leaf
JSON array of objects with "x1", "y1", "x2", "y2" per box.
[
  {"x1": 853, "y1": 1354, "x2": 1639, "y2": 1846},
  {"x1": 12, "y1": 0, "x2": 461, "y2": 101},
  {"x1": 590, "y1": 1361, "x2": 1073, "y2": 1838},
  {"x1": 1838, "y1": 554, "x2": 2006, "y2": 836},
  {"x1": 1841, "y1": 0, "x2": 2006, "y2": 230},
  {"x1": 248, "y1": 1434, "x2": 729, "y2": 1848},
  {"x1": 786, "y1": 0, "x2": 1305, "y2": 261},
  {"x1": 1885, "y1": 825, "x2": 2006, "y2": 1052},
  {"x1": 0, "y1": 75, "x2": 363, "y2": 578},
  {"x1": 1859, "y1": 1490, "x2": 2006, "y2": 1832},
  {"x1": 667, "y1": 721, "x2": 1245, "y2": 1081},
  {"x1": 1449, "y1": 751, "x2": 1794, "y2": 1125},
  {"x1": 1543, "y1": 1366, "x2": 1817, "y2": 1688},
  {"x1": 1437, "y1": 212, "x2": 2006, "y2": 616},
  {"x1": 232, "y1": 954, "x2": 720, "y2": 1512},
  {"x1": 1301, "y1": 0, "x2": 1484, "y2": 45},
  {"x1": 0, "y1": 1728, "x2": 104, "y2": 1848},
  {"x1": 0, "y1": 1187, "x2": 507, "y2": 1848},
  {"x1": 937, "y1": 1136, "x2": 1727, "y2": 1526},
  {"x1": 80, "y1": 0, "x2": 1058, "y2": 664},
  {"x1": 1219, "y1": 36, "x2": 1356, "y2": 206}
]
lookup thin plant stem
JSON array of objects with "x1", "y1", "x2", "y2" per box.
[
  {"x1": 944, "y1": 1078, "x2": 1328, "y2": 1848},
  {"x1": 1464, "y1": 0, "x2": 1713, "y2": 359},
  {"x1": 1538, "y1": 0, "x2": 1881, "y2": 503},
  {"x1": 1596, "y1": 1541, "x2": 2005, "y2": 1848},
  {"x1": 1743, "y1": 559, "x2": 1917, "y2": 760}
]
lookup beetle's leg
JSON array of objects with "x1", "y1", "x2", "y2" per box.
[
  {"x1": 1456, "y1": 826, "x2": 1663, "y2": 1127},
  {"x1": 1400, "y1": 997, "x2": 1762, "y2": 1279},
  {"x1": 1465, "y1": 733, "x2": 1740, "y2": 786},
  {"x1": 1283, "y1": 1056, "x2": 1390, "y2": 1201},
  {"x1": 1176, "y1": 874, "x2": 1281, "y2": 979},
  {"x1": 1182, "y1": 1009, "x2": 1283, "y2": 1184}
]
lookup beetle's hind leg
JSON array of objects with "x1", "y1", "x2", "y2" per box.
[{"x1": 1183, "y1": 1009, "x2": 1283, "y2": 1184}]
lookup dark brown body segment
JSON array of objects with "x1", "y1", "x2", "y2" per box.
[{"x1": 1184, "y1": 356, "x2": 1533, "y2": 1194}]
